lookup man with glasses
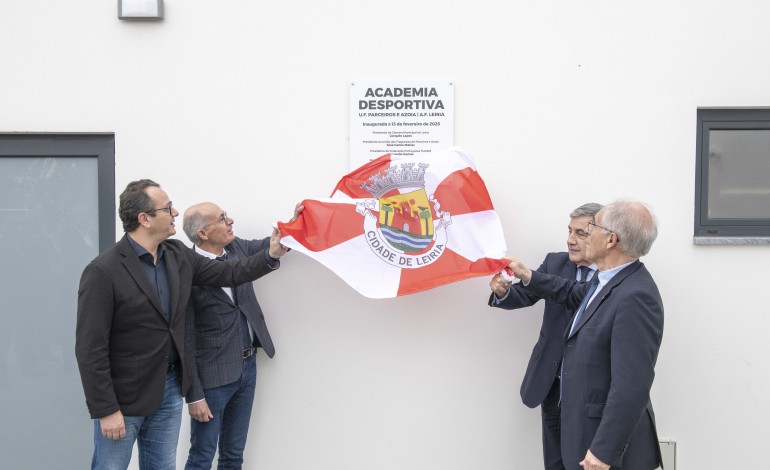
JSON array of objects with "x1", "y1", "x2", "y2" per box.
[
  {"x1": 506, "y1": 199, "x2": 663, "y2": 470},
  {"x1": 487, "y1": 202, "x2": 602, "y2": 470},
  {"x1": 76, "y1": 179, "x2": 289, "y2": 470},
  {"x1": 181, "y1": 201, "x2": 302, "y2": 470}
]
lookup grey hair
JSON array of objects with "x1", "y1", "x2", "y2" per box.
[
  {"x1": 601, "y1": 199, "x2": 658, "y2": 258},
  {"x1": 570, "y1": 202, "x2": 604, "y2": 219},
  {"x1": 182, "y1": 209, "x2": 207, "y2": 246}
]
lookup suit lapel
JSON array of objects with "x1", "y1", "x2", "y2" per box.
[
  {"x1": 226, "y1": 245, "x2": 257, "y2": 323},
  {"x1": 227, "y1": 239, "x2": 276, "y2": 357},
  {"x1": 560, "y1": 260, "x2": 578, "y2": 280},
  {"x1": 560, "y1": 260, "x2": 579, "y2": 321},
  {"x1": 211, "y1": 286, "x2": 236, "y2": 306},
  {"x1": 118, "y1": 237, "x2": 165, "y2": 319},
  {"x1": 192, "y1": 245, "x2": 237, "y2": 306},
  {"x1": 568, "y1": 261, "x2": 642, "y2": 338},
  {"x1": 165, "y1": 247, "x2": 181, "y2": 322},
  {"x1": 226, "y1": 245, "x2": 242, "y2": 308}
]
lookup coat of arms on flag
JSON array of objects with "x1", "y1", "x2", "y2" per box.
[
  {"x1": 278, "y1": 147, "x2": 508, "y2": 298},
  {"x1": 356, "y1": 162, "x2": 451, "y2": 268}
]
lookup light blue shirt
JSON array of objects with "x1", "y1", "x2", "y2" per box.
[
  {"x1": 585, "y1": 260, "x2": 634, "y2": 305},
  {"x1": 567, "y1": 260, "x2": 635, "y2": 333}
]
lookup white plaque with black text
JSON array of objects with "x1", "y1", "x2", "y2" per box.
[{"x1": 349, "y1": 80, "x2": 454, "y2": 169}]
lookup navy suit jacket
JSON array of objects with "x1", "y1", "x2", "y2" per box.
[
  {"x1": 488, "y1": 252, "x2": 577, "y2": 408},
  {"x1": 526, "y1": 261, "x2": 663, "y2": 469},
  {"x1": 75, "y1": 235, "x2": 275, "y2": 419},
  {"x1": 187, "y1": 237, "x2": 277, "y2": 402}
]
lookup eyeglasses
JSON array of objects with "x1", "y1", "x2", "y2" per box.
[
  {"x1": 587, "y1": 220, "x2": 619, "y2": 241},
  {"x1": 147, "y1": 201, "x2": 174, "y2": 215},
  {"x1": 198, "y1": 212, "x2": 229, "y2": 231}
]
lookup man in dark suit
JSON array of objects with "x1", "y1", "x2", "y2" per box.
[
  {"x1": 75, "y1": 179, "x2": 290, "y2": 470},
  {"x1": 508, "y1": 199, "x2": 663, "y2": 470},
  {"x1": 181, "y1": 201, "x2": 301, "y2": 469},
  {"x1": 487, "y1": 202, "x2": 602, "y2": 470}
]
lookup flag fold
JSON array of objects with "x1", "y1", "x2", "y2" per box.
[{"x1": 278, "y1": 147, "x2": 508, "y2": 298}]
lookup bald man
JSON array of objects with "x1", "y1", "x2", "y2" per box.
[{"x1": 181, "y1": 202, "x2": 301, "y2": 470}]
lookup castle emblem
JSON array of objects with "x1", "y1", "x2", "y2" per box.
[{"x1": 356, "y1": 162, "x2": 451, "y2": 268}]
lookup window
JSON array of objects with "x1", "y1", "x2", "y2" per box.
[{"x1": 695, "y1": 108, "x2": 770, "y2": 244}]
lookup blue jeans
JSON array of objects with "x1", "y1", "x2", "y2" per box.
[
  {"x1": 185, "y1": 355, "x2": 257, "y2": 470},
  {"x1": 91, "y1": 369, "x2": 183, "y2": 470}
]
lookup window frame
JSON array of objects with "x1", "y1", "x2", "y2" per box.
[{"x1": 694, "y1": 108, "x2": 770, "y2": 245}]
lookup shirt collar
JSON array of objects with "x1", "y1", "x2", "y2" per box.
[
  {"x1": 193, "y1": 245, "x2": 225, "y2": 260},
  {"x1": 596, "y1": 260, "x2": 635, "y2": 287},
  {"x1": 577, "y1": 263, "x2": 598, "y2": 280},
  {"x1": 126, "y1": 233, "x2": 165, "y2": 260}
]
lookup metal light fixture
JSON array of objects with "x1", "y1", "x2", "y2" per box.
[{"x1": 118, "y1": 0, "x2": 164, "y2": 20}]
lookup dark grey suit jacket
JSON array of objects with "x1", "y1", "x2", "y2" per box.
[
  {"x1": 526, "y1": 261, "x2": 663, "y2": 469},
  {"x1": 488, "y1": 252, "x2": 577, "y2": 408},
  {"x1": 186, "y1": 237, "x2": 277, "y2": 402},
  {"x1": 75, "y1": 235, "x2": 275, "y2": 419}
]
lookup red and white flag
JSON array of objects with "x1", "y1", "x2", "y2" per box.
[{"x1": 278, "y1": 147, "x2": 508, "y2": 298}]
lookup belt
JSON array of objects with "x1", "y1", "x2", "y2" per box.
[
  {"x1": 167, "y1": 362, "x2": 179, "y2": 372},
  {"x1": 242, "y1": 347, "x2": 257, "y2": 358}
]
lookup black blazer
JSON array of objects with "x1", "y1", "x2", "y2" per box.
[
  {"x1": 75, "y1": 235, "x2": 276, "y2": 419},
  {"x1": 186, "y1": 237, "x2": 277, "y2": 402},
  {"x1": 488, "y1": 252, "x2": 577, "y2": 408},
  {"x1": 526, "y1": 261, "x2": 664, "y2": 469}
]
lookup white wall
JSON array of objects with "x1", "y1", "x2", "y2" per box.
[{"x1": 3, "y1": 0, "x2": 769, "y2": 467}]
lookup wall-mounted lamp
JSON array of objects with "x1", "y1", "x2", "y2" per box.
[{"x1": 118, "y1": 0, "x2": 164, "y2": 20}]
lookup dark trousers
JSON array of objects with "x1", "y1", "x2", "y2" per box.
[{"x1": 541, "y1": 377, "x2": 566, "y2": 470}]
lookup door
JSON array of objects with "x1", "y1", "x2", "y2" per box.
[{"x1": 0, "y1": 134, "x2": 114, "y2": 468}]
